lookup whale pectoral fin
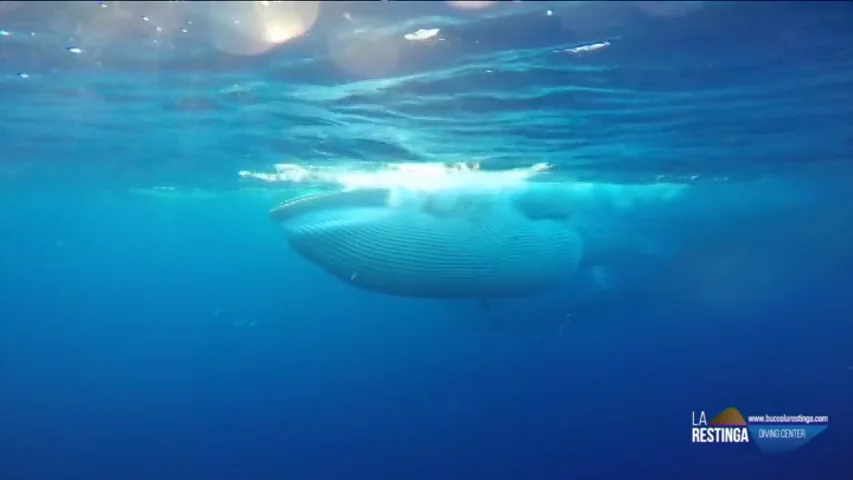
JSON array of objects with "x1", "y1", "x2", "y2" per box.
[{"x1": 477, "y1": 298, "x2": 492, "y2": 313}]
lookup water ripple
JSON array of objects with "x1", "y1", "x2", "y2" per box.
[{"x1": 0, "y1": 1, "x2": 851, "y2": 188}]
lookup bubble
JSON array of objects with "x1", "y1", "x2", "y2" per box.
[
  {"x1": 205, "y1": 1, "x2": 320, "y2": 56},
  {"x1": 446, "y1": 1, "x2": 496, "y2": 11},
  {"x1": 404, "y1": 28, "x2": 439, "y2": 42}
]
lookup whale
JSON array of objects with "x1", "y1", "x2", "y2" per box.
[{"x1": 269, "y1": 187, "x2": 585, "y2": 300}]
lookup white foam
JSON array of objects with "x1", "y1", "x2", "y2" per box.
[{"x1": 239, "y1": 161, "x2": 552, "y2": 193}]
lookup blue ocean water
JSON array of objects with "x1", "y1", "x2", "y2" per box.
[{"x1": 1, "y1": 1, "x2": 853, "y2": 479}]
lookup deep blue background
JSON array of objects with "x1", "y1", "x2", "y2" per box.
[{"x1": 1, "y1": 2, "x2": 853, "y2": 479}]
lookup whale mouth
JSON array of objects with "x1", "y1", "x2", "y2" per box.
[{"x1": 270, "y1": 188, "x2": 584, "y2": 299}]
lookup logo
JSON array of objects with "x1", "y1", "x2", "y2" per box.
[{"x1": 692, "y1": 407, "x2": 829, "y2": 454}]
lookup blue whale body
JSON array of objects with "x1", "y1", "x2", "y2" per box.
[{"x1": 270, "y1": 188, "x2": 584, "y2": 299}]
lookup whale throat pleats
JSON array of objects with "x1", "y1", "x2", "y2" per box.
[{"x1": 270, "y1": 189, "x2": 584, "y2": 299}]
